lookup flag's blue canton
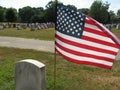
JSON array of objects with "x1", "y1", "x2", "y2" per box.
[{"x1": 56, "y1": 5, "x2": 86, "y2": 38}]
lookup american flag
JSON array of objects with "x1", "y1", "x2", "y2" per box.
[{"x1": 55, "y1": 4, "x2": 120, "y2": 69}]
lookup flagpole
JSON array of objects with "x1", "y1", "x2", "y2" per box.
[
  {"x1": 54, "y1": 0, "x2": 58, "y2": 90},
  {"x1": 54, "y1": 51, "x2": 57, "y2": 90}
]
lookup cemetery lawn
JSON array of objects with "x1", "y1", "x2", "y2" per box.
[
  {"x1": 0, "y1": 47, "x2": 120, "y2": 90},
  {"x1": 112, "y1": 28, "x2": 120, "y2": 38},
  {"x1": 0, "y1": 28, "x2": 120, "y2": 41},
  {"x1": 0, "y1": 28, "x2": 55, "y2": 41}
]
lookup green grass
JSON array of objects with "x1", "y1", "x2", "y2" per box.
[
  {"x1": 0, "y1": 28, "x2": 55, "y2": 41},
  {"x1": 0, "y1": 27, "x2": 120, "y2": 41},
  {"x1": 111, "y1": 28, "x2": 120, "y2": 38},
  {"x1": 0, "y1": 47, "x2": 120, "y2": 90},
  {"x1": 0, "y1": 27, "x2": 120, "y2": 89}
]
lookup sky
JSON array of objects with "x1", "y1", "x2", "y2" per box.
[{"x1": 0, "y1": 0, "x2": 119, "y2": 13}]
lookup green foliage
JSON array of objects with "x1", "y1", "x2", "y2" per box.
[
  {"x1": 0, "y1": 1, "x2": 120, "y2": 23},
  {"x1": 109, "y1": 10, "x2": 119, "y2": 23},
  {"x1": 31, "y1": 7, "x2": 45, "y2": 23},
  {"x1": 44, "y1": 1, "x2": 56, "y2": 22},
  {"x1": 117, "y1": 9, "x2": 120, "y2": 22},
  {"x1": 31, "y1": 15, "x2": 41, "y2": 23},
  {"x1": 18, "y1": 7, "x2": 45, "y2": 23},
  {"x1": 0, "y1": 8, "x2": 5, "y2": 22},
  {"x1": 5, "y1": 8, "x2": 17, "y2": 22},
  {"x1": 44, "y1": 1, "x2": 63, "y2": 23},
  {"x1": 67, "y1": 5, "x2": 77, "y2": 10},
  {"x1": 78, "y1": 8, "x2": 89, "y2": 15},
  {"x1": 18, "y1": 6, "x2": 36, "y2": 23},
  {"x1": 117, "y1": 9, "x2": 120, "y2": 16},
  {"x1": 89, "y1": 0, "x2": 110, "y2": 24}
]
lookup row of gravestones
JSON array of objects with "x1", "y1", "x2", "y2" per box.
[
  {"x1": 17, "y1": 23, "x2": 120, "y2": 31},
  {"x1": 17, "y1": 23, "x2": 27, "y2": 30},
  {"x1": 0, "y1": 22, "x2": 55, "y2": 30},
  {"x1": 1, "y1": 23, "x2": 120, "y2": 31},
  {"x1": 105, "y1": 24, "x2": 120, "y2": 30},
  {"x1": 0, "y1": 23, "x2": 9, "y2": 30},
  {"x1": 0, "y1": 23, "x2": 23, "y2": 30},
  {"x1": 29, "y1": 22, "x2": 55, "y2": 31},
  {"x1": 17, "y1": 22, "x2": 55, "y2": 31}
]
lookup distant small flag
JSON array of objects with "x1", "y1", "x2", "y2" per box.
[{"x1": 55, "y1": 4, "x2": 120, "y2": 69}]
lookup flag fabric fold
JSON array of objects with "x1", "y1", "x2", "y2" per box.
[{"x1": 55, "y1": 4, "x2": 120, "y2": 69}]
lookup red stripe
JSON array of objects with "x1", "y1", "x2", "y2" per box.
[
  {"x1": 85, "y1": 17, "x2": 96, "y2": 25},
  {"x1": 56, "y1": 34, "x2": 117, "y2": 55},
  {"x1": 82, "y1": 35, "x2": 118, "y2": 48},
  {"x1": 84, "y1": 26, "x2": 119, "y2": 48},
  {"x1": 56, "y1": 41, "x2": 114, "y2": 62},
  {"x1": 56, "y1": 49, "x2": 112, "y2": 69},
  {"x1": 86, "y1": 16, "x2": 120, "y2": 47},
  {"x1": 84, "y1": 27, "x2": 109, "y2": 38}
]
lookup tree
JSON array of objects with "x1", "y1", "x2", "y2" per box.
[
  {"x1": 117, "y1": 9, "x2": 120, "y2": 19},
  {"x1": 0, "y1": 6, "x2": 6, "y2": 22},
  {"x1": 31, "y1": 7, "x2": 45, "y2": 23},
  {"x1": 44, "y1": 1, "x2": 56, "y2": 22},
  {"x1": 78, "y1": 8, "x2": 89, "y2": 15},
  {"x1": 109, "y1": 10, "x2": 118, "y2": 23},
  {"x1": 18, "y1": 6, "x2": 35, "y2": 23},
  {"x1": 117, "y1": 9, "x2": 120, "y2": 16},
  {"x1": 89, "y1": 0, "x2": 110, "y2": 24},
  {"x1": 44, "y1": 1, "x2": 63, "y2": 22},
  {"x1": 32, "y1": 7, "x2": 44, "y2": 15},
  {"x1": 67, "y1": 5, "x2": 77, "y2": 10},
  {"x1": 5, "y1": 8, "x2": 17, "y2": 22},
  {"x1": 31, "y1": 15, "x2": 39, "y2": 23},
  {"x1": 116, "y1": 9, "x2": 120, "y2": 23}
]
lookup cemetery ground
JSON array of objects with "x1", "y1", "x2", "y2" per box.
[
  {"x1": 1, "y1": 47, "x2": 120, "y2": 90},
  {"x1": 0, "y1": 28, "x2": 120, "y2": 90},
  {"x1": 0, "y1": 27, "x2": 120, "y2": 41},
  {"x1": 0, "y1": 28, "x2": 54, "y2": 41}
]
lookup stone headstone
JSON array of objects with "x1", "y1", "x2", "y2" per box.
[
  {"x1": 17, "y1": 25, "x2": 22, "y2": 30},
  {"x1": 37, "y1": 25, "x2": 42, "y2": 30},
  {"x1": 0, "y1": 25, "x2": 4, "y2": 30},
  {"x1": 116, "y1": 24, "x2": 120, "y2": 30},
  {"x1": 15, "y1": 59, "x2": 46, "y2": 90},
  {"x1": 105, "y1": 24, "x2": 111, "y2": 31},
  {"x1": 21, "y1": 23, "x2": 27, "y2": 29},
  {"x1": 30, "y1": 24, "x2": 35, "y2": 31},
  {"x1": 115, "y1": 50, "x2": 120, "y2": 60}
]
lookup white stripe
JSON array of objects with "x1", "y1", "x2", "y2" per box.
[
  {"x1": 56, "y1": 38, "x2": 116, "y2": 59},
  {"x1": 56, "y1": 46, "x2": 113, "y2": 66},
  {"x1": 56, "y1": 31, "x2": 119, "y2": 52},
  {"x1": 85, "y1": 23, "x2": 101, "y2": 31},
  {"x1": 83, "y1": 31, "x2": 114, "y2": 43},
  {"x1": 87, "y1": 17, "x2": 120, "y2": 46}
]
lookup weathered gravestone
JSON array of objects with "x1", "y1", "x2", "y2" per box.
[
  {"x1": 37, "y1": 25, "x2": 42, "y2": 30},
  {"x1": 0, "y1": 25, "x2": 4, "y2": 30},
  {"x1": 17, "y1": 25, "x2": 22, "y2": 30},
  {"x1": 105, "y1": 24, "x2": 111, "y2": 31},
  {"x1": 116, "y1": 24, "x2": 120, "y2": 30},
  {"x1": 30, "y1": 24, "x2": 35, "y2": 31},
  {"x1": 15, "y1": 59, "x2": 46, "y2": 90},
  {"x1": 115, "y1": 50, "x2": 120, "y2": 60}
]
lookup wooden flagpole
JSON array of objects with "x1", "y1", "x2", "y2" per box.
[
  {"x1": 54, "y1": 51, "x2": 57, "y2": 90},
  {"x1": 54, "y1": 0, "x2": 58, "y2": 90}
]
